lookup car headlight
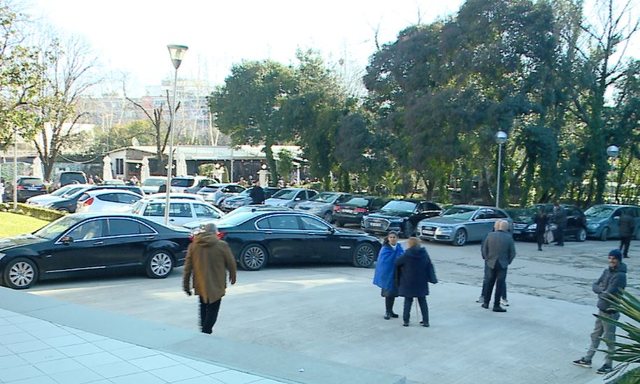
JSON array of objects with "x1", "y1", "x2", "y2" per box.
[
  {"x1": 435, "y1": 227, "x2": 453, "y2": 234},
  {"x1": 529, "y1": 223, "x2": 537, "y2": 230},
  {"x1": 587, "y1": 223, "x2": 600, "y2": 229},
  {"x1": 0, "y1": 253, "x2": 5, "y2": 260}
]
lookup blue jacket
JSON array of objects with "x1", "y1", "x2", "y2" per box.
[
  {"x1": 395, "y1": 246, "x2": 437, "y2": 298},
  {"x1": 373, "y1": 243, "x2": 404, "y2": 291}
]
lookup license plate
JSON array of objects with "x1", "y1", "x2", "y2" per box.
[
  {"x1": 341, "y1": 209, "x2": 353, "y2": 214},
  {"x1": 370, "y1": 222, "x2": 382, "y2": 227},
  {"x1": 27, "y1": 187, "x2": 39, "y2": 191},
  {"x1": 422, "y1": 229, "x2": 434, "y2": 235}
]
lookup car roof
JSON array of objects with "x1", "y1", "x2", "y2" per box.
[
  {"x1": 83, "y1": 189, "x2": 141, "y2": 196},
  {"x1": 143, "y1": 197, "x2": 209, "y2": 203}
]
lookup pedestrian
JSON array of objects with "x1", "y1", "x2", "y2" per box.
[
  {"x1": 480, "y1": 219, "x2": 515, "y2": 312},
  {"x1": 534, "y1": 207, "x2": 548, "y2": 251},
  {"x1": 372, "y1": 231, "x2": 404, "y2": 320},
  {"x1": 552, "y1": 202, "x2": 567, "y2": 246},
  {"x1": 395, "y1": 237, "x2": 437, "y2": 327},
  {"x1": 249, "y1": 179, "x2": 265, "y2": 205},
  {"x1": 182, "y1": 223, "x2": 237, "y2": 334},
  {"x1": 0, "y1": 178, "x2": 4, "y2": 203},
  {"x1": 619, "y1": 209, "x2": 634, "y2": 258},
  {"x1": 572, "y1": 249, "x2": 627, "y2": 374}
]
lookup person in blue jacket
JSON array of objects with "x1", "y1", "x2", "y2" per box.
[{"x1": 373, "y1": 231, "x2": 404, "y2": 320}]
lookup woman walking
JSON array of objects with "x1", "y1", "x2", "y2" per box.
[
  {"x1": 373, "y1": 231, "x2": 404, "y2": 320},
  {"x1": 395, "y1": 237, "x2": 437, "y2": 327}
]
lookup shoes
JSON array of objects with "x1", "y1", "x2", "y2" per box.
[
  {"x1": 596, "y1": 364, "x2": 612, "y2": 374},
  {"x1": 384, "y1": 313, "x2": 390, "y2": 320},
  {"x1": 390, "y1": 312, "x2": 399, "y2": 318},
  {"x1": 476, "y1": 296, "x2": 484, "y2": 303},
  {"x1": 555, "y1": 243, "x2": 564, "y2": 246},
  {"x1": 493, "y1": 306, "x2": 507, "y2": 312},
  {"x1": 403, "y1": 322, "x2": 409, "y2": 327},
  {"x1": 572, "y1": 358, "x2": 591, "y2": 368},
  {"x1": 420, "y1": 321, "x2": 430, "y2": 327},
  {"x1": 481, "y1": 303, "x2": 489, "y2": 309},
  {"x1": 624, "y1": 255, "x2": 630, "y2": 258},
  {"x1": 538, "y1": 248, "x2": 542, "y2": 251},
  {"x1": 501, "y1": 298, "x2": 509, "y2": 307}
]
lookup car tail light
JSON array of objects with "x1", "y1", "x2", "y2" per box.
[
  {"x1": 16, "y1": 186, "x2": 24, "y2": 190},
  {"x1": 217, "y1": 231, "x2": 226, "y2": 240},
  {"x1": 333, "y1": 206, "x2": 340, "y2": 212},
  {"x1": 83, "y1": 197, "x2": 95, "y2": 206},
  {"x1": 355, "y1": 207, "x2": 368, "y2": 213}
]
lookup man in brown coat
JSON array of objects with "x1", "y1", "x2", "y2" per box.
[{"x1": 183, "y1": 223, "x2": 237, "y2": 334}]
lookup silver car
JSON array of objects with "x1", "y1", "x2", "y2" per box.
[
  {"x1": 264, "y1": 188, "x2": 318, "y2": 208},
  {"x1": 417, "y1": 205, "x2": 512, "y2": 246},
  {"x1": 294, "y1": 192, "x2": 351, "y2": 222}
]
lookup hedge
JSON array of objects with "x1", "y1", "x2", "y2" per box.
[{"x1": 0, "y1": 203, "x2": 66, "y2": 222}]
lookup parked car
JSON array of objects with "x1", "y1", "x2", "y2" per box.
[
  {"x1": 220, "y1": 187, "x2": 281, "y2": 212},
  {"x1": 130, "y1": 198, "x2": 225, "y2": 226},
  {"x1": 585, "y1": 204, "x2": 640, "y2": 240},
  {"x1": 26, "y1": 184, "x2": 87, "y2": 206},
  {"x1": 0, "y1": 213, "x2": 191, "y2": 289},
  {"x1": 362, "y1": 199, "x2": 442, "y2": 238},
  {"x1": 332, "y1": 196, "x2": 388, "y2": 227},
  {"x1": 4, "y1": 176, "x2": 48, "y2": 202},
  {"x1": 417, "y1": 205, "x2": 512, "y2": 246},
  {"x1": 141, "y1": 176, "x2": 167, "y2": 195},
  {"x1": 264, "y1": 188, "x2": 318, "y2": 208},
  {"x1": 184, "y1": 177, "x2": 221, "y2": 194},
  {"x1": 294, "y1": 192, "x2": 352, "y2": 223},
  {"x1": 76, "y1": 189, "x2": 143, "y2": 213},
  {"x1": 197, "y1": 183, "x2": 246, "y2": 206},
  {"x1": 32, "y1": 185, "x2": 143, "y2": 213},
  {"x1": 213, "y1": 210, "x2": 381, "y2": 270},
  {"x1": 157, "y1": 176, "x2": 217, "y2": 193},
  {"x1": 101, "y1": 179, "x2": 126, "y2": 185},
  {"x1": 55, "y1": 171, "x2": 87, "y2": 189},
  {"x1": 510, "y1": 204, "x2": 587, "y2": 242}
]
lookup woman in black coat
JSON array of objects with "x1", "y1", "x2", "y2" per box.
[
  {"x1": 395, "y1": 237, "x2": 437, "y2": 327},
  {"x1": 534, "y1": 208, "x2": 548, "y2": 251}
]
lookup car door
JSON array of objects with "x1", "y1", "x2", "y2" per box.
[
  {"x1": 193, "y1": 202, "x2": 223, "y2": 221},
  {"x1": 168, "y1": 202, "x2": 194, "y2": 226},
  {"x1": 101, "y1": 218, "x2": 158, "y2": 267},
  {"x1": 298, "y1": 215, "x2": 337, "y2": 261},
  {"x1": 45, "y1": 218, "x2": 111, "y2": 274},
  {"x1": 256, "y1": 214, "x2": 305, "y2": 262},
  {"x1": 468, "y1": 209, "x2": 495, "y2": 241}
]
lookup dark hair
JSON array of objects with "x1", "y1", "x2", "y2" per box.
[{"x1": 383, "y1": 231, "x2": 399, "y2": 246}]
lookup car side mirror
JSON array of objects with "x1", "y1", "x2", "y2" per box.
[
  {"x1": 295, "y1": 197, "x2": 301, "y2": 201},
  {"x1": 60, "y1": 236, "x2": 73, "y2": 245}
]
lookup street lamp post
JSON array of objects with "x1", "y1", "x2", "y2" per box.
[
  {"x1": 495, "y1": 131, "x2": 508, "y2": 208},
  {"x1": 606, "y1": 145, "x2": 619, "y2": 203},
  {"x1": 164, "y1": 44, "x2": 188, "y2": 226}
]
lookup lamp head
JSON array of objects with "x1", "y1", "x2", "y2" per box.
[
  {"x1": 167, "y1": 44, "x2": 188, "y2": 70},
  {"x1": 495, "y1": 131, "x2": 508, "y2": 145},
  {"x1": 606, "y1": 145, "x2": 619, "y2": 158}
]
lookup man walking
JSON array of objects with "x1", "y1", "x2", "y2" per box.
[
  {"x1": 573, "y1": 249, "x2": 627, "y2": 374},
  {"x1": 480, "y1": 219, "x2": 516, "y2": 312},
  {"x1": 619, "y1": 209, "x2": 634, "y2": 258},
  {"x1": 552, "y1": 202, "x2": 567, "y2": 246},
  {"x1": 183, "y1": 223, "x2": 237, "y2": 334},
  {"x1": 249, "y1": 179, "x2": 265, "y2": 205}
]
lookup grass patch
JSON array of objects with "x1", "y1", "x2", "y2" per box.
[{"x1": 0, "y1": 212, "x2": 48, "y2": 237}]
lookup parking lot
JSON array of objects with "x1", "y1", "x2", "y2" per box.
[{"x1": 21, "y1": 237, "x2": 637, "y2": 384}]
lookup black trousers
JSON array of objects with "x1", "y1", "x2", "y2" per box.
[
  {"x1": 536, "y1": 231, "x2": 545, "y2": 249},
  {"x1": 482, "y1": 264, "x2": 507, "y2": 308},
  {"x1": 620, "y1": 236, "x2": 632, "y2": 257},
  {"x1": 199, "y1": 297, "x2": 222, "y2": 334},
  {"x1": 403, "y1": 296, "x2": 429, "y2": 324},
  {"x1": 555, "y1": 225, "x2": 565, "y2": 245}
]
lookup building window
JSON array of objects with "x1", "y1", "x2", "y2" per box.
[{"x1": 116, "y1": 158, "x2": 124, "y2": 175}]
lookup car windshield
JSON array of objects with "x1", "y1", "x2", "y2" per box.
[
  {"x1": 33, "y1": 215, "x2": 85, "y2": 240},
  {"x1": 508, "y1": 208, "x2": 535, "y2": 222},
  {"x1": 238, "y1": 188, "x2": 251, "y2": 196},
  {"x1": 309, "y1": 192, "x2": 338, "y2": 203},
  {"x1": 381, "y1": 200, "x2": 417, "y2": 213},
  {"x1": 143, "y1": 178, "x2": 166, "y2": 187},
  {"x1": 61, "y1": 185, "x2": 87, "y2": 198},
  {"x1": 171, "y1": 178, "x2": 193, "y2": 187},
  {"x1": 271, "y1": 189, "x2": 297, "y2": 200},
  {"x1": 442, "y1": 207, "x2": 476, "y2": 220},
  {"x1": 50, "y1": 185, "x2": 76, "y2": 196},
  {"x1": 342, "y1": 197, "x2": 371, "y2": 208},
  {"x1": 585, "y1": 206, "x2": 614, "y2": 218},
  {"x1": 19, "y1": 178, "x2": 43, "y2": 186}
]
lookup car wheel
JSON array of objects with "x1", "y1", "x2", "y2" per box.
[
  {"x1": 3, "y1": 258, "x2": 38, "y2": 289},
  {"x1": 240, "y1": 244, "x2": 268, "y2": 271},
  {"x1": 576, "y1": 228, "x2": 587, "y2": 242},
  {"x1": 402, "y1": 222, "x2": 415, "y2": 239},
  {"x1": 353, "y1": 243, "x2": 376, "y2": 268},
  {"x1": 322, "y1": 211, "x2": 333, "y2": 223},
  {"x1": 145, "y1": 250, "x2": 174, "y2": 278},
  {"x1": 452, "y1": 229, "x2": 467, "y2": 246},
  {"x1": 600, "y1": 227, "x2": 609, "y2": 241}
]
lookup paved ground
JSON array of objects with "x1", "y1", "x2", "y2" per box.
[{"x1": 17, "y1": 237, "x2": 637, "y2": 384}]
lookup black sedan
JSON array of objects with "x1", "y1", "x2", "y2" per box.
[
  {"x1": 0, "y1": 213, "x2": 191, "y2": 289},
  {"x1": 510, "y1": 203, "x2": 587, "y2": 242},
  {"x1": 214, "y1": 210, "x2": 381, "y2": 270},
  {"x1": 361, "y1": 199, "x2": 442, "y2": 238}
]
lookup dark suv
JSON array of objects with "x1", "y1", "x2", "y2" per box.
[
  {"x1": 362, "y1": 199, "x2": 442, "y2": 238},
  {"x1": 4, "y1": 176, "x2": 47, "y2": 202},
  {"x1": 56, "y1": 171, "x2": 87, "y2": 189},
  {"x1": 511, "y1": 203, "x2": 587, "y2": 242},
  {"x1": 333, "y1": 196, "x2": 387, "y2": 227}
]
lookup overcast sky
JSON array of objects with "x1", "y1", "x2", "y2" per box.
[{"x1": 26, "y1": 0, "x2": 463, "y2": 96}]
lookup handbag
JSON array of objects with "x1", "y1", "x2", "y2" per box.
[{"x1": 544, "y1": 226, "x2": 554, "y2": 244}]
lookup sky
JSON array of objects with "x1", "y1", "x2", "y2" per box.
[{"x1": 25, "y1": 0, "x2": 464, "y2": 97}]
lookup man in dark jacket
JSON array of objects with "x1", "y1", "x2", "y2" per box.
[
  {"x1": 573, "y1": 249, "x2": 627, "y2": 374},
  {"x1": 552, "y1": 202, "x2": 567, "y2": 246},
  {"x1": 249, "y1": 180, "x2": 265, "y2": 205},
  {"x1": 481, "y1": 219, "x2": 516, "y2": 312},
  {"x1": 183, "y1": 223, "x2": 237, "y2": 334},
  {"x1": 395, "y1": 237, "x2": 437, "y2": 327},
  {"x1": 619, "y1": 209, "x2": 634, "y2": 258}
]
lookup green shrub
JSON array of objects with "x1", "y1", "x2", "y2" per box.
[{"x1": 13, "y1": 203, "x2": 66, "y2": 222}]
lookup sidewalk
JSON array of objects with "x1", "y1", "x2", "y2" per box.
[{"x1": 0, "y1": 287, "x2": 405, "y2": 384}]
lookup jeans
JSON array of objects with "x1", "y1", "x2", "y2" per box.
[
  {"x1": 584, "y1": 310, "x2": 619, "y2": 366},
  {"x1": 620, "y1": 236, "x2": 631, "y2": 257},
  {"x1": 403, "y1": 296, "x2": 429, "y2": 324},
  {"x1": 482, "y1": 264, "x2": 507, "y2": 307},
  {"x1": 199, "y1": 297, "x2": 222, "y2": 334}
]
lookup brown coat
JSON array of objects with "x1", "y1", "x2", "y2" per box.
[{"x1": 182, "y1": 233, "x2": 237, "y2": 303}]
